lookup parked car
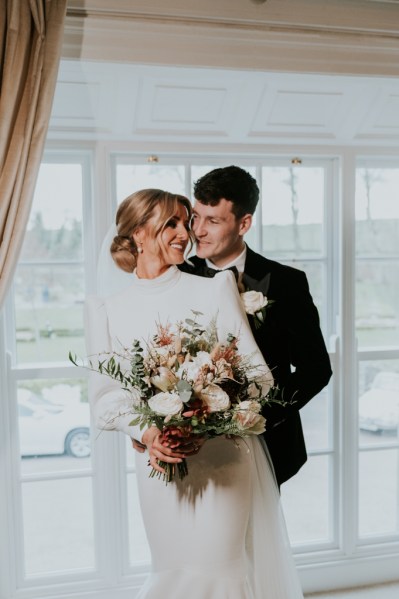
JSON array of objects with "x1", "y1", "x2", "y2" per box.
[
  {"x1": 18, "y1": 388, "x2": 62, "y2": 414},
  {"x1": 359, "y1": 372, "x2": 399, "y2": 433},
  {"x1": 18, "y1": 392, "x2": 91, "y2": 458}
]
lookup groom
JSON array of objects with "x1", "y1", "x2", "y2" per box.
[{"x1": 182, "y1": 165, "x2": 332, "y2": 487}]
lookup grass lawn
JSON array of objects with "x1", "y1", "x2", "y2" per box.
[{"x1": 17, "y1": 335, "x2": 86, "y2": 364}]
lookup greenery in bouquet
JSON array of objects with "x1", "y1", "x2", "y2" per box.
[{"x1": 70, "y1": 311, "x2": 284, "y2": 483}]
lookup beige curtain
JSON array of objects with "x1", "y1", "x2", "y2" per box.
[{"x1": 0, "y1": 0, "x2": 67, "y2": 307}]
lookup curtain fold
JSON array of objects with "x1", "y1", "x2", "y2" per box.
[{"x1": 0, "y1": 0, "x2": 67, "y2": 307}]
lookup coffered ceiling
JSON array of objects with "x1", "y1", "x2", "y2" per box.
[{"x1": 48, "y1": 60, "x2": 399, "y2": 147}]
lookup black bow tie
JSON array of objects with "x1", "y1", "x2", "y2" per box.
[{"x1": 202, "y1": 265, "x2": 239, "y2": 281}]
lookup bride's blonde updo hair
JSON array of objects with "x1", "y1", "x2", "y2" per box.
[{"x1": 110, "y1": 188, "x2": 193, "y2": 273}]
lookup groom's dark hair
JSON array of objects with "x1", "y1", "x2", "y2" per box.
[{"x1": 193, "y1": 165, "x2": 259, "y2": 219}]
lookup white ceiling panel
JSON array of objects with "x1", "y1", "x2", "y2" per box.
[
  {"x1": 133, "y1": 74, "x2": 244, "y2": 137},
  {"x1": 52, "y1": 81, "x2": 99, "y2": 121},
  {"x1": 268, "y1": 91, "x2": 343, "y2": 128},
  {"x1": 355, "y1": 88, "x2": 399, "y2": 140},
  {"x1": 151, "y1": 85, "x2": 226, "y2": 124},
  {"x1": 249, "y1": 79, "x2": 354, "y2": 140},
  {"x1": 49, "y1": 61, "x2": 121, "y2": 135},
  {"x1": 374, "y1": 95, "x2": 399, "y2": 129}
]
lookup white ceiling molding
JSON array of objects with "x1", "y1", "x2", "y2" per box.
[
  {"x1": 66, "y1": 0, "x2": 399, "y2": 35},
  {"x1": 63, "y1": 0, "x2": 399, "y2": 76}
]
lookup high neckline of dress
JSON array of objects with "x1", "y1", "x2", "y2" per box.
[{"x1": 131, "y1": 265, "x2": 181, "y2": 292}]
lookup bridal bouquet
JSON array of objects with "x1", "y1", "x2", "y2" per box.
[{"x1": 71, "y1": 311, "x2": 283, "y2": 483}]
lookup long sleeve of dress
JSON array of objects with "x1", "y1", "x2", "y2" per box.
[{"x1": 85, "y1": 296, "x2": 145, "y2": 442}]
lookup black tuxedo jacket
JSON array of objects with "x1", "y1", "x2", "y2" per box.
[{"x1": 180, "y1": 247, "x2": 332, "y2": 486}]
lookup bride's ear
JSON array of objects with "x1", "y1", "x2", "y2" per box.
[
  {"x1": 132, "y1": 227, "x2": 147, "y2": 255},
  {"x1": 132, "y1": 228, "x2": 144, "y2": 247}
]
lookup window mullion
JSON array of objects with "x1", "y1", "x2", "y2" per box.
[
  {"x1": 340, "y1": 149, "x2": 358, "y2": 556},
  {"x1": 255, "y1": 163, "x2": 263, "y2": 253}
]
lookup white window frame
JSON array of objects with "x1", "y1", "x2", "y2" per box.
[
  {"x1": 1, "y1": 145, "x2": 399, "y2": 599},
  {"x1": 355, "y1": 157, "x2": 399, "y2": 546}
]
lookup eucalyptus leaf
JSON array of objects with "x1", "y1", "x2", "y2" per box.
[
  {"x1": 179, "y1": 390, "x2": 192, "y2": 403},
  {"x1": 176, "y1": 380, "x2": 192, "y2": 392}
]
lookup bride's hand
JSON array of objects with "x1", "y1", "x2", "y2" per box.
[{"x1": 142, "y1": 427, "x2": 187, "y2": 474}]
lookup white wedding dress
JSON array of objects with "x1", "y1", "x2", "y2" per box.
[{"x1": 86, "y1": 266, "x2": 304, "y2": 599}]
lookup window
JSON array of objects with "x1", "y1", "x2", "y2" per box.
[
  {"x1": 112, "y1": 156, "x2": 336, "y2": 558},
  {"x1": 356, "y1": 163, "x2": 399, "y2": 542},
  {"x1": 2, "y1": 153, "x2": 96, "y2": 585},
  {"x1": 255, "y1": 162, "x2": 335, "y2": 547},
  {"x1": 15, "y1": 162, "x2": 86, "y2": 363},
  {"x1": 1, "y1": 150, "x2": 399, "y2": 598}
]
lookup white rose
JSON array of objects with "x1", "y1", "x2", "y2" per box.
[
  {"x1": 148, "y1": 392, "x2": 183, "y2": 416},
  {"x1": 240, "y1": 290, "x2": 268, "y2": 315},
  {"x1": 177, "y1": 361, "x2": 200, "y2": 382},
  {"x1": 150, "y1": 366, "x2": 177, "y2": 392},
  {"x1": 237, "y1": 400, "x2": 261, "y2": 414},
  {"x1": 198, "y1": 384, "x2": 230, "y2": 412},
  {"x1": 234, "y1": 408, "x2": 266, "y2": 434}
]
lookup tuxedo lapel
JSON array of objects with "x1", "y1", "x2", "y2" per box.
[
  {"x1": 242, "y1": 247, "x2": 272, "y2": 295},
  {"x1": 242, "y1": 271, "x2": 271, "y2": 296}
]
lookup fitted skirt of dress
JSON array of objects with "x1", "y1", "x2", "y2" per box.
[{"x1": 135, "y1": 436, "x2": 304, "y2": 599}]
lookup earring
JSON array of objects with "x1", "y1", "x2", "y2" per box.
[{"x1": 137, "y1": 243, "x2": 143, "y2": 254}]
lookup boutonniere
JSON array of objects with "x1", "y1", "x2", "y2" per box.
[{"x1": 240, "y1": 290, "x2": 271, "y2": 329}]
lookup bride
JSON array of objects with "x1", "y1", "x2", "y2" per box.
[{"x1": 85, "y1": 188, "x2": 304, "y2": 599}]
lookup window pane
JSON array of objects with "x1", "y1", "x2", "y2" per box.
[
  {"x1": 18, "y1": 379, "x2": 90, "y2": 474},
  {"x1": 14, "y1": 264, "x2": 85, "y2": 364},
  {"x1": 244, "y1": 213, "x2": 257, "y2": 249},
  {"x1": 282, "y1": 261, "x2": 329, "y2": 345},
  {"x1": 127, "y1": 473, "x2": 151, "y2": 566},
  {"x1": 20, "y1": 163, "x2": 83, "y2": 261},
  {"x1": 300, "y1": 387, "x2": 331, "y2": 451},
  {"x1": 116, "y1": 164, "x2": 185, "y2": 203},
  {"x1": 22, "y1": 478, "x2": 95, "y2": 575},
  {"x1": 355, "y1": 165, "x2": 399, "y2": 349},
  {"x1": 359, "y1": 449, "x2": 399, "y2": 538},
  {"x1": 191, "y1": 165, "x2": 220, "y2": 183},
  {"x1": 281, "y1": 455, "x2": 332, "y2": 545},
  {"x1": 191, "y1": 165, "x2": 256, "y2": 187},
  {"x1": 356, "y1": 167, "x2": 399, "y2": 257},
  {"x1": 355, "y1": 261, "x2": 399, "y2": 348},
  {"x1": 262, "y1": 166, "x2": 325, "y2": 258},
  {"x1": 283, "y1": 261, "x2": 324, "y2": 325},
  {"x1": 358, "y1": 359, "x2": 399, "y2": 443}
]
